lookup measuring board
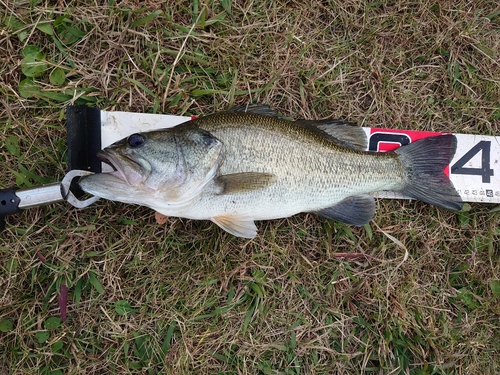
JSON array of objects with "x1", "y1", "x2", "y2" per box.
[{"x1": 98, "y1": 110, "x2": 500, "y2": 204}]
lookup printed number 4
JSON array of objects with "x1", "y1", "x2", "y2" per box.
[{"x1": 451, "y1": 141, "x2": 494, "y2": 183}]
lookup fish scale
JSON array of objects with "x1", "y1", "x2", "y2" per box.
[{"x1": 194, "y1": 113, "x2": 405, "y2": 204}]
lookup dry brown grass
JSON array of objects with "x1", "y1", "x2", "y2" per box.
[{"x1": 1, "y1": 1, "x2": 499, "y2": 374}]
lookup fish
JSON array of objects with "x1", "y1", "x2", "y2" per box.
[{"x1": 79, "y1": 104, "x2": 463, "y2": 238}]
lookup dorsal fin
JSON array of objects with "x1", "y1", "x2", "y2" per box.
[
  {"x1": 227, "y1": 103, "x2": 280, "y2": 118},
  {"x1": 227, "y1": 105, "x2": 367, "y2": 150},
  {"x1": 294, "y1": 119, "x2": 367, "y2": 151}
]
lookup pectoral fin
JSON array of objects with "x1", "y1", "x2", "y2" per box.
[
  {"x1": 217, "y1": 172, "x2": 275, "y2": 195},
  {"x1": 211, "y1": 215, "x2": 257, "y2": 238},
  {"x1": 312, "y1": 195, "x2": 376, "y2": 226}
]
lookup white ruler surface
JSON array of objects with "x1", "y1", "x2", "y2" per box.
[{"x1": 100, "y1": 111, "x2": 500, "y2": 204}]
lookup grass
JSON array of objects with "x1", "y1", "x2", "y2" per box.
[{"x1": 0, "y1": 0, "x2": 499, "y2": 374}]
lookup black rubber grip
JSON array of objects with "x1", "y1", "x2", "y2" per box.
[
  {"x1": 0, "y1": 188, "x2": 21, "y2": 216},
  {"x1": 0, "y1": 188, "x2": 21, "y2": 232}
]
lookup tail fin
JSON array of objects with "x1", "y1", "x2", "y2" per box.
[{"x1": 395, "y1": 134, "x2": 463, "y2": 210}]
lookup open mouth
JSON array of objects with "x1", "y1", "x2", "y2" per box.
[{"x1": 97, "y1": 150, "x2": 128, "y2": 182}]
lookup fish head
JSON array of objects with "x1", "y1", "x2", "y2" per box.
[{"x1": 79, "y1": 124, "x2": 224, "y2": 205}]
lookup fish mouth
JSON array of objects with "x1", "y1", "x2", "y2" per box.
[{"x1": 97, "y1": 150, "x2": 133, "y2": 183}]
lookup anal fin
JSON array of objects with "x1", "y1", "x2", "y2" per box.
[
  {"x1": 211, "y1": 215, "x2": 257, "y2": 238},
  {"x1": 312, "y1": 195, "x2": 376, "y2": 226}
]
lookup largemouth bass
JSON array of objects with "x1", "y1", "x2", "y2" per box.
[{"x1": 79, "y1": 105, "x2": 462, "y2": 238}]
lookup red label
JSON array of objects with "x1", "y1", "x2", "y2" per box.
[
  {"x1": 369, "y1": 128, "x2": 450, "y2": 177},
  {"x1": 369, "y1": 128, "x2": 444, "y2": 151}
]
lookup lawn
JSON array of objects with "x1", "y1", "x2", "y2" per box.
[{"x1": 0, "y1": 1, "x2": 499, "y2": 374}]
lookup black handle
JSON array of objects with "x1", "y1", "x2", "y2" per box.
[{"x1": 0, "y1": 188, "x2": 21, "y2": 232}]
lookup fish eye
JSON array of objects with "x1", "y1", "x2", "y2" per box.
[{"x1": 127, "y1": 133, "x2": 145, "y2": 148}]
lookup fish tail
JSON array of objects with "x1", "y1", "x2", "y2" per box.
[{"x1": 395, "y1": 134, "x2": 463, "y2": 210}]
